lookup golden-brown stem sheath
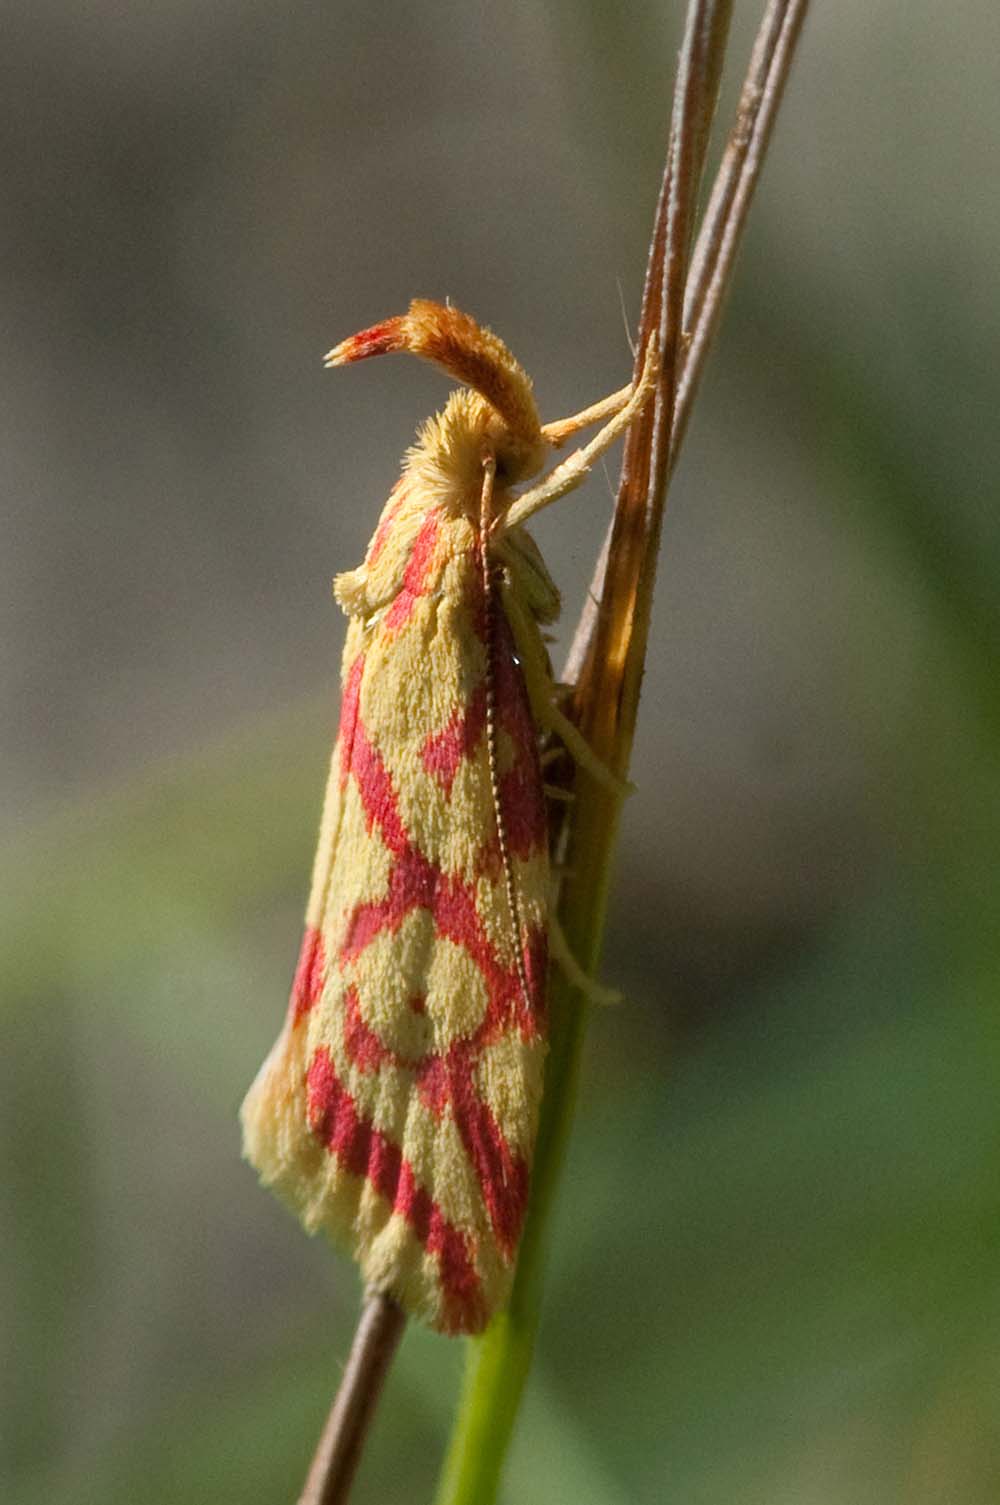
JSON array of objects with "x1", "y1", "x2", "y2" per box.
[
  {"x1": 564, "y1": 0, "x2": 811, "y2": 685},
  {"x1": 567, "y1": 0, "x2": 732, "y2": 763},
  {"x1": 675, "y1": 0, "x2": 812, "y2": 455}
]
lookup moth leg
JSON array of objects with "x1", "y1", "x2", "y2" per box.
[
  {"x1": 501, "y1": 582, "x2": 632, "y2": 796},
  {"x1": 542, "y1": 700, "x2": 634, "y2": 797},
  {"x1": 501, "y1": 335, "x2": 659, "y2": 534},
  {"x1": 548, "y1": 912, "x2": 621, "y2": 1006},
  {"x1": 540, "y1": 384, "x2": 632, "y2": 448}
]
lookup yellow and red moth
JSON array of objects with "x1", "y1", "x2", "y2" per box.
[{"x1": 241, "y1": 301, "x2": 656, "y2": 1334}]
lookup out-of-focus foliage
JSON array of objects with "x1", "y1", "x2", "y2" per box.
[
  {"x1": 3, "y1": 2, "x2": 998, "y2": 1502},
  {"x1": 5, "y1": 712, "x2": 998, "y2": 1504}
]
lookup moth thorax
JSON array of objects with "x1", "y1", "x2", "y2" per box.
[{"x1": 413, "y1": 391, "x2": 548, "y2": 515}]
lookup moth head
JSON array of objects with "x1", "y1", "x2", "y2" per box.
[{"x1": 325, "y1": 299, "x2": 553, "y2": 488}]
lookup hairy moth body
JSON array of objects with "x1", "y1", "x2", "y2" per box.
[{"x1": 241, "y1": 301, "x2": 656, "y2": 1333}]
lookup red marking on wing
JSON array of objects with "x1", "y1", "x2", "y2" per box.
[
  {"x1": 342, "y1": 984, "x2": 392, "y2": 1072},
  {"x1": 421, "y1": 684, "x2": 488, "y2": 795},
  {"x1": 383, "y1": 512, "x2": 440, "y2": 632},
  {"x1": 522, "y1": 924, "x2": 549, "y2": 1027},
  {"x1": 497, "y1": 759, "x2": 547, "y2": 860},
  {"x1": 338, "y1": 655, "x2": 365, "y2": 789},
  {"x1": 290, "y1": 926, "x2": 326, "y2": 1024},
  {"x1": 454, "y1": 1061, "x2": 529, "y2": 1258},
  {"x1": 492, "y1": 613, "x2": 547, "y2": 858},
  {"x1": 336, "y1": 822, "x2": 542, "y2": 1254},
  {"x1": 416, "y1": 1059, "x2": 449, "y2": 1118},
  {"x1": 341, "y1": 674, "x2": 409, "y2": 855},
  {"x1": 339, "y1": 845, "x2": 535, "y2": 1038},
  {"x1": 316, "y1": 584, "x2": 547, "y2": 1285},
  {"x1": 307, "y1": 1045, "x2": 484, "y2": 1332},
  {"x1": 426, "y1": 866, "x2": 524, "y2": 1026},
  {"x1": 367, "y1": 483, "x2": 408, "y2": 566},
  {"x1": 417, "y1": 1048, "x2": 529, "y2": 1259},
  {"x1": 340, "y1": 847, "x2": 438, "y2": 959}
]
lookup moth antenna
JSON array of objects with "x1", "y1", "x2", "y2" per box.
[
  {"x1": 478, "y1": 453, "x2": 534, "y2": 1020},
  {"x1": 325, "y1": 299, "x2": 544, "y2": 456}
]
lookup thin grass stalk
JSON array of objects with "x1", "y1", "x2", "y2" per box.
[
  {"x1": 567, "y1": 0, "x2": 810, "y2": 681},
  {"x1": 432, "y1": 6, "x2": 739, "y2": 1504},
  {"x1": 298, "y1": 1291, "x2": 406, "y2": 1505},
  {"x1": 674, "y1": 0, "x2": 812, "y2": 455}
]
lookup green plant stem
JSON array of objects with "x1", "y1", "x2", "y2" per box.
[
  {"x1": 433, "y1": 969, "x2": 592, "y2": 1504},
  {"x1": 433, "y1": 2, "x2": 810, "y2": 1499}
]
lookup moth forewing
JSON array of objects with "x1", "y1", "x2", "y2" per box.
[{"x1": 241, "y1": 300, "x2": 655, "y2": 1333}]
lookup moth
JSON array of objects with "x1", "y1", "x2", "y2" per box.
[{"x1": 241, "y1": 301, "x2": 657, "y2": 1334}]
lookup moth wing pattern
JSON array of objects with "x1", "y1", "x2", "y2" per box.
[
  {"x1": 241, "y1": 298, "x2": 652, "y2": 1336},
  {"x1": 241, "y1": 484, "x2": 550, "y2": 1335}
]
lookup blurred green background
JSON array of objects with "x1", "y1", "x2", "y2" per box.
[{"x1": 4, "y1": 3, "x2": 999, "y2": 1502}]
